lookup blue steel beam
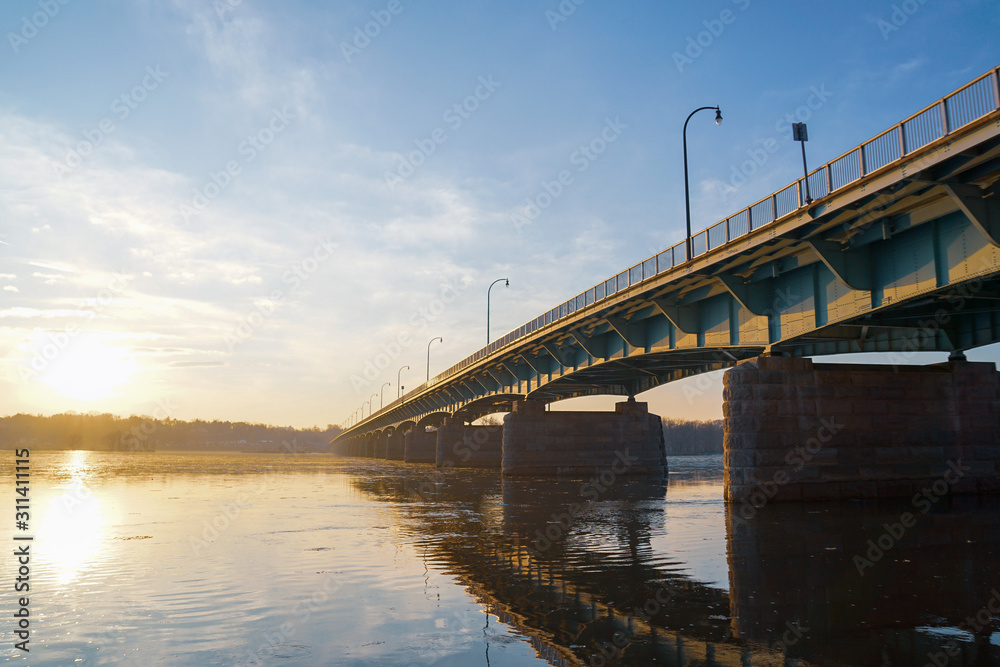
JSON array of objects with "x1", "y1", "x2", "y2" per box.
[{"x1": 336, "y1": 68, "x2": 1000, "y2": 442}]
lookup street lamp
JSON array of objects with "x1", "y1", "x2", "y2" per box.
[
  {"x1": 380, "y1": 382, "x2": 390, "y2": 409},
  {"x1": 370, "y1": 393, "x2": 378, "y2": 416},
  {"x1": 683, "y1": 105, "x2": 723, "y2": 262},
  {"x1": 487, "y1": 278, "x2": 509, "y2": 347},
  {"x1": 397, "y1": 365, "x2": 409, "y2": 398},
  {"x1": 427, "y1": 336, "x2": 443, "y2": 382}
]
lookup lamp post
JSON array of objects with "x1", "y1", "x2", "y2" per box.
[
  {"x1": 792, "y1": 122, "x2": 812, "y2": 204},
  {"x1": 427, "y1": 336, "x2": 443, "y2": 382},
  {"x1": 487, "y1": 278, "x2": 509, "y2": 347},
  {"x1": 683, "y1": 105, "x2": 723, "y2": 262},
  {"x1": 370, "y1": 393, "x2": 378, "y2": 416},
  {"x1": 397, "y1": 365, "x2": 409, "y2": 398},
  {"x1": 380, "y1": 382, "x2": 390, "y2": 409}
]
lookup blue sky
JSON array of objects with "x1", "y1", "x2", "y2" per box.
[{"x1": 1, "y1": 0, "x2": 997, "y2": 428}]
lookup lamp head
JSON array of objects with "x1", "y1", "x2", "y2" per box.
[
  {"x1": 504, "y1": 279, "x2": 509, "y2": 287},
  {"x1": 714, "y1": 108, "x2": 723, "y2": 126}
]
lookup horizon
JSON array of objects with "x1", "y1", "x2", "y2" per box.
[{"x1": 2, "y1": 2, "x2": 999, "y2": 428}]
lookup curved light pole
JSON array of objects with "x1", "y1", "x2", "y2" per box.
[
  {"x1": 683, "y1": 105, "x2": 723, "y2": 262},
  {"x1": 487, "y1": 278, "x2": 509, "y2": 346},
  {"x1": 379, "y1": 382, "x2": 390, "y2": 409},
  {"x1": 426, "y1": 336, "x2": 443, "y2": 382},
  {"x1": 397, "y1": 365, "x2": 409, "y2": 398},
  {"x1": 370, "y1": 393, "x2": 378, "y2": 416}
]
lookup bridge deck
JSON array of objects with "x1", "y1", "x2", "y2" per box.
[{"x1": 339, "y1": 66, "x2": 1000, "y2": 442}]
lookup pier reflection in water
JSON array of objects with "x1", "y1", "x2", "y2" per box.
[{"x1": 352, "y1": 456, "x2": 1000, "y2": 666}]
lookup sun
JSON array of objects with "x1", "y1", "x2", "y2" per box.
[{"x1": 38, "y1": 336, "x2": 138, "y2": 401}]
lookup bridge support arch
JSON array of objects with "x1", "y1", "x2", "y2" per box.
[{"x1": 723, "y1": 356, "x2": 1000, "y2": 503}]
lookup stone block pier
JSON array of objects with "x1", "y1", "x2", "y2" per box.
[
  {"x1": 723, "y1": 356, "x2": 1000, "y2": 503},
  {"x1": 404, "y1": 428, "x2": 437, "y2": 463},
  {"x1": 435, "y1": 417, "x2": 503, "y2": 468},
  {"x1": 501, "y1": 398, "x2": 667, "y2": 476}
]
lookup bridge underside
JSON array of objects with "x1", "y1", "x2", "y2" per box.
[
  {"x1": 340, "y1": 151, "x2": 1000, "y2": 439},
  {"x1": 335, "y1": 92, "x2": 1000, "y2": 499}
]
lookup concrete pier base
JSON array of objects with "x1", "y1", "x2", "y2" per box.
[
  {"x1": 502, "y1": 399, "x2": 666, "y2": 476},
  {"x1": 435, "y1": 418, "x2": 503, "y2": 468},
  {"x1": 374, "y1": 432, "x2": 387, "y2": 459},
  {"x1": 386, "y1": 430, "x2": 405, "y2": 460},
  {"x1": 404, "y1": 428, "x2": 437, "y2": 463},
  {"x1": 723, "y1": 356, "x2": 1000, "y2": 503}
]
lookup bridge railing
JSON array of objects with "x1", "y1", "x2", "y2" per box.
[{"x1": 361, "y1": 66, "x2": 1000, "y2": 429}]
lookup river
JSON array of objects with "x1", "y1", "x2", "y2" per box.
[{"x1": 11, "y1": 450, "x2": 1000, "y2": 666}]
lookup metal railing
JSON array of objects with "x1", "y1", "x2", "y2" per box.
[{"x1": 358, "y1": 66, "x2": 1000, "y2": 428}]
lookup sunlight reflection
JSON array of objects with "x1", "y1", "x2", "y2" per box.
[{"x1": 39, "y1": 451, "x2": 106, "y2": 585}]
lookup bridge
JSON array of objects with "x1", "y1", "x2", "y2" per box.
[{"x1": 335, "y1": 67, "x2": 1000, "y2": 498}]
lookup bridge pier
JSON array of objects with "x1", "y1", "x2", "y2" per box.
[
  {"x1": 435, "y1": 417, "x2": 503, "y2": 468},
  {"x1": 723, "y1": 356, "x2": 1000, "y2": 503},
  {"x1": 502, "y1": 399, "x2": 667, "y2": 476},
  {"x1": 404, "y1": 428, "x2": 437, "y2": 463},
  {"x1": 374, "y1": 431, "x2": 388, "y2": 458},
  {"x1": 386, "y1": 429, "x2": 406, "y2": 460}
]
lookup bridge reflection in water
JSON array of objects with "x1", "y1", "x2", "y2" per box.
[{"x1": 347, "y1": 459, "x2": 999, "y2": 666}]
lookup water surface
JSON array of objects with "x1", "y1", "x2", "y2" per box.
[{"x1": 7, "y1": 451, "x2": 999, "y2": 666}]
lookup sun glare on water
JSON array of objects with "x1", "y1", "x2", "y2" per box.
[
  {"x1": 38, "y1": 337, "x2": 137, "y2": 401},
  {"x1": 38, "y1": 451, "x2": 108, "y2": 585}
]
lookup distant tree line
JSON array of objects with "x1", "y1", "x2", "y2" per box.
[
  {"x1": 661, "y1": 418, "x2": 723, "y2": 455},
  {"x1": 0, "y1": 412, "x2": 342, "y2": 453}
]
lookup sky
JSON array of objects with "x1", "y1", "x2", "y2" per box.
[{"x1": 1, "y1": 0, "x2": 998, "y2": 429}]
